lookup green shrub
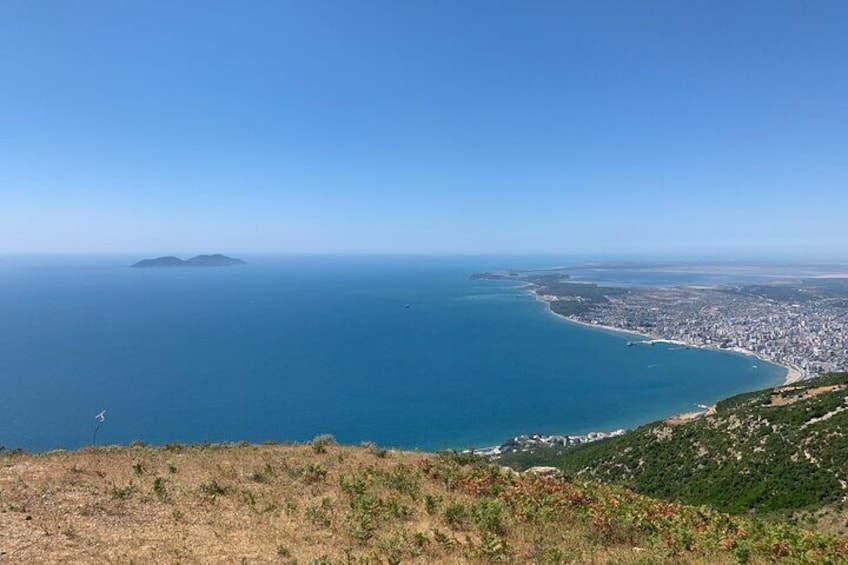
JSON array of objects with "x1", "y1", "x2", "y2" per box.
[
  {"x1": 305, "y1": 497, "x2": 334, "y2": 528},
  {"x1": 375, "y1": 463, "x2": 420, "y2": 498},
  {"x1": 424, "y1": 494, "x2": 442, "y2": 515},
  {"x1": 152, "y1": 476, "x2": 168, "y2": 501},
  {"x1": 473, "y1": 532, "x2": 511, "y2": 562},
  {"x1": 473, "y1": 498, "x2": 506, "y2": 535},
  {"x1": 303, "y1": 463, "x2": 328, "y2": 483},
  {"x1": 249, "y1": 470, "x2": 268, "y2": 483},
  {"x1": 443, "y1": 501, "x2": 468, "y2": 530},
  {"x1": 361, "y1": 441, "x2": 388, "y2": 458},
  {"x1": 311, "y1": 434, "x2": 336, "y2": 454},
  {"x1": 200, "y1": 478, "x2": 228, "y2": 496},
  {"x1": 110, "y1": 482, "x2": 136, "y2": 500},
  {"x1": 339, "y1": 473, "x2": 368, "y2": 496}
]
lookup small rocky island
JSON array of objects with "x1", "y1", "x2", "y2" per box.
[{"x1": 131, "y1": 254, "x2": 247, "y2": 268}]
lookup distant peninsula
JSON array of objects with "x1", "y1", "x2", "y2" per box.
[{"x1": 131, "y1": 254, "x2": 247, "y2": 268}]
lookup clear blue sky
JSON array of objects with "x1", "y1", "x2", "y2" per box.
[{"x1": 2, "y1": 1, "x2": 846, "y2": 256}]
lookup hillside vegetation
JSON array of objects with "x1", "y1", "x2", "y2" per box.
[
  {"x1": 499, "y1": 373, "x2": 848, "y2": 525},
  {"x1": 2, "y1": 441, "x2": 847, "y2": 564}
]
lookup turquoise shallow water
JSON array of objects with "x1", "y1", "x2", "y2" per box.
[{"x1": 0, "y1": 255, "x2": 785, "y2": 451}]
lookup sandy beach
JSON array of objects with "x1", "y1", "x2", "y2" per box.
[{"x1": 529, "y1": 287, "x2": 807, "y2": 386}]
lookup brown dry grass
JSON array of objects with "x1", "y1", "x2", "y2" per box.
[
  {"x1": 769, "y1": 384, "x2": 847, "y2": 407},
  {"x1": 0, "y1": 443, "x2": 835, "y2": 564}
]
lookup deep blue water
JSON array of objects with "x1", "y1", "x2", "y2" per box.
[{"x1": 0, "y1": 255, "x2": 785, "y2": 452}]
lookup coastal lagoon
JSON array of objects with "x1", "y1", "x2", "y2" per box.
[{"x1": 0, "y1": 255, "x2": 786, "y2": 452}]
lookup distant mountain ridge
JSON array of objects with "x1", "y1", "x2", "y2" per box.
[{"x1": 131, "y1": 254, "x2": 246, "y2": 268}]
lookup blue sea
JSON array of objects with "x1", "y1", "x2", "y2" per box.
[{"x1": 0, "y1": 255, "x2": 785, "y2": 452}]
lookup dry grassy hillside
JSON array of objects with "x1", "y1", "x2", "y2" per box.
[{"x1": 1, "y1": 441, "x2": 846, "y2": 564}]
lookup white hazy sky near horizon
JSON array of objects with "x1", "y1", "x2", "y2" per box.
[{"x1": 1, "y1": 1, "x2": 847, "y2": 258}]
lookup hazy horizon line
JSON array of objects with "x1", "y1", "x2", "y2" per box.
[{"x1": 3, "y1": 250, "x2": 848, "y2": 264}]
